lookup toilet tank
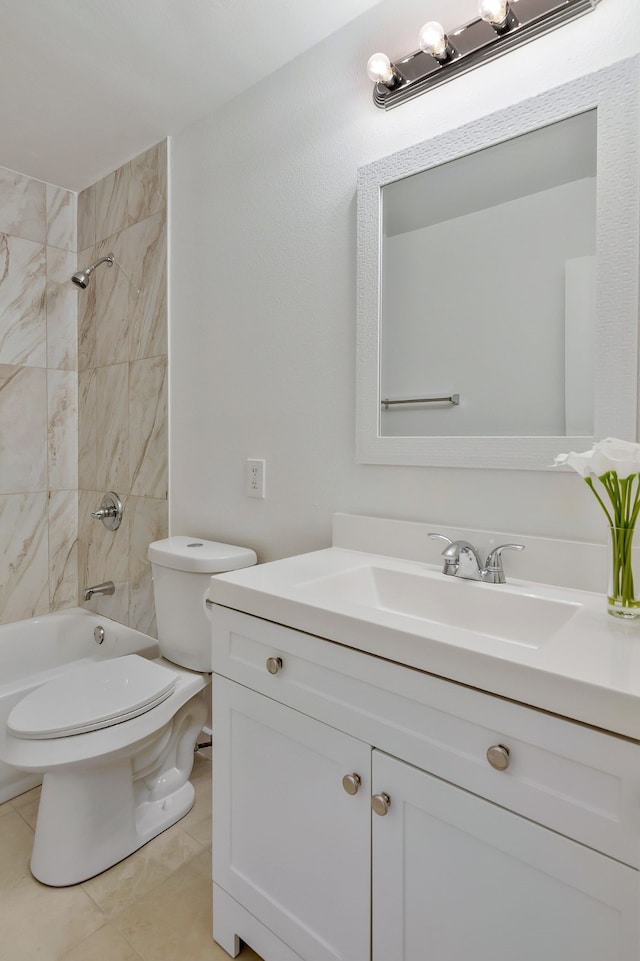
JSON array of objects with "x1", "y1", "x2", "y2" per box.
[{"x1": 148, "y1": 536, "x2": 257, "y2": 671}]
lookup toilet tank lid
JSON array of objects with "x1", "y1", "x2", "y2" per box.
[{"x1": 148, "y1": 536, "x2": 257, "y2": 573}]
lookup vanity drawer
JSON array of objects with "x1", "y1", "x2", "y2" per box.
[{"x1": 212, "y1": 606, "x2": 640, "y2": 867}]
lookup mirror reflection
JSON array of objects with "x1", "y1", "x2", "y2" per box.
[{"x1": 380, "y1": 111, "x2": 597, "y2": 438}]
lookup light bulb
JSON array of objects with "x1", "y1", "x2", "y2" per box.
[
  {"x1": 418, "y1": 21, "x2": 447, "y2": 59},
  {"x1": 367, "y1": 52, "x2": 395, "y2": 86},
  {"x1": 478, "y1": 0, "x2": 509, "y2": 25}
]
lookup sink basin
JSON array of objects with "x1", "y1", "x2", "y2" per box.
[{"x1": 294, "y1": 565, "x2": 582, "y2": 648}]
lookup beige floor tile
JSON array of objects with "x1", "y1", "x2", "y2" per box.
[
  {"x1": 182, "y1": 807, "x2": 212, "y2": 847},
  {"x1": 0, "y1": 812, "x2": 106, "y2": 960},
  {"x1": 115, "y1": 847, "x2": 261, "y2": 959},
  {"x1": 6, "y1": 784, "x2": 41, "y2": 829},
  {"x1": 0, "y1": 851, "x2": 105, "y2": 961},
  {"x1": 0, "y1": 809, "x2": 35, "y2": 890},
  {"x1": 62, "y1": 923, "x2": 145, "y2": 961},
  {"x1": 114, "y1": 850, "x2": 231, "y2": 961},
  {"x1": 82, "y1": 825, "x2": 205, "y2": 919},
  {"x1": 11, "y1": 784, "x2": 42, "y2": 808},
  {"x1": 0, "y1": 797, "x2": 15, "y2": 817},
  {"x1": 190, "y1": 845, "x2": 213, "y2": 880},
  {"x1": 15, "y1": 796, "x2": 39, "y2": 829}
]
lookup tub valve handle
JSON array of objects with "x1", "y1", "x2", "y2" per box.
[{"x1": 91, "y1": 492, "x2": 123, "y2": 531}]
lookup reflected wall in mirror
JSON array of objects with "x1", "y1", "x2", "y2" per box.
[
  {"x1": 357, "y1": 56, "x2": 640, "y2": 469},
  {"x1": 382, "y1": 112, "x2": 597, "y2": 438}
]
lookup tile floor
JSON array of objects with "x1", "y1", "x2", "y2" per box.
[{"x1": 0, "y1": 749, "x2": 264, "y2": 961}]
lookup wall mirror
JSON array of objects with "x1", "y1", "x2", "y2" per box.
[{"x1": 356, "y1": 56, "x2": 640, "y2": 469}]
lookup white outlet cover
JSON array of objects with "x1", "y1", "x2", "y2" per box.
[{"x1": 246, "y1": 459, "x2": 266, "y2": 498}]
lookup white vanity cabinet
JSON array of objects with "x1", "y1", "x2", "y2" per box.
[
  {"x1": 213, "y1": 677, "x2": 370, "y2": 961},
  {"x1": 372, "y1": 750, "x2": 636, "y2": 960},
  {"x1": 211, "y1": 606, "x2": 640, "y2": 961}
]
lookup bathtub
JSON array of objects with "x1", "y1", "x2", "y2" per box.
[{"x1": 0, "y1": 608, "x2": 159, "y2": 804}]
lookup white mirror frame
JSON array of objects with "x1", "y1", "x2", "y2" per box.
[{"x1": 356, "y1": 56, "x2": 640, "y2": 470}]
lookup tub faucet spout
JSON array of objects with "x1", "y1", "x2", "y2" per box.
[{"x1": 83, "y1": 581, "x2": 115, "y2": 601}]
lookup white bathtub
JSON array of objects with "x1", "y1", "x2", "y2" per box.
[{"x1": 0, "y1": 608, "x2": 159, "y2": 804}]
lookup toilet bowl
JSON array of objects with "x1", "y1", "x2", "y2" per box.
[{"x1": 2, "y1": 536, "x2": 256, "y2": 886}]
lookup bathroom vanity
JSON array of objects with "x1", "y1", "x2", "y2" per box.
[{"x1": 209, "y1": 516, "x2": 640, "y2": 961}]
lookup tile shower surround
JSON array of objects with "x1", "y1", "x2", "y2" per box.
[
  {"x1": 0, "y1": 171, "x2": 78, "y2": 623},
  {"x1": 0, "y1": 141, "x2": 168, "y2": 634}
]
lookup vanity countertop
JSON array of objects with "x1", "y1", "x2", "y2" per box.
[{"x1": 209, "y1": 545, "x2": 640, "y2": 742}]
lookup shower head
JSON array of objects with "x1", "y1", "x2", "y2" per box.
[{"x1": 71, "y1": 253, "x2": 115, "y2": 289}]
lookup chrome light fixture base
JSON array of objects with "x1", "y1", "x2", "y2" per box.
[{"x1": 372, "y1": 0, "x2": 602, "y2": 110}]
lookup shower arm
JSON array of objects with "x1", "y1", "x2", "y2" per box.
[{"x1": 93, "y1": 254, "x2": 114, "y2": 270}]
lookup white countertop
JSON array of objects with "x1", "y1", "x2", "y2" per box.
[{"x1": 209, "y1": 545, "x2": 640, "y2": 741}]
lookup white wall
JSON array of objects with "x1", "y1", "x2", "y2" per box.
[{"x1": 170, "y1": 0, "x2": 640, "y2": 564}]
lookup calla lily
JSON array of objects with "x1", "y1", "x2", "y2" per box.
[
  {"x1": 554, "y1": 438, "x2": 640, "y2": 479},
  {"x1": 553, "y1": 449, "x2": 595, "y2": 477},
  {"x1": 556, "y1": 438, "x2": 640, "y2": 615},
  {"x1": 590, "y1": 437, "x2": 640, "y2": 479}
]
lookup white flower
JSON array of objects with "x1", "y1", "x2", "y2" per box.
[
  {"x1": 554, "y1": 448, "x2": 594, "y2": 477},
  {"x1": 555, "y1": 438, "x2": 640, "y2": 479},
  {"x1": 591, "y1": 438, "x2": 640, "y2": 478}
]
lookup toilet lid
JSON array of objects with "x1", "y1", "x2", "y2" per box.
[{"x1": 7, "y1": 655, "x2": 178, "y2": 739}]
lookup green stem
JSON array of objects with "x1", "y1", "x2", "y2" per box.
[
  {"x1": 609, "y1": 524, "x2": 638, "y2": 609},
  {"x1": 583, "y1": 472, "x2": 640, "y2": 611},
  {"x1": 585, "y1": 477, "x2": 613, "y2": 526}
]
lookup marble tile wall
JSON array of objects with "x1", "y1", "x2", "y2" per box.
[
  {"x1": 77, "y1": 141, "x2": 168, "y2": 635},
  {"x1": 0, "y1": 168, "x2": 78, "y2": 623},
  {"x1": 0, "y1": 142, "x2": 167, "y2": 631}
]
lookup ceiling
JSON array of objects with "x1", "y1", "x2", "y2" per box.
[{"x1": 0, "y1": 0, "x2": 390, "y2": 191}]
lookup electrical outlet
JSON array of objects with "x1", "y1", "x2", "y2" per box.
[{"x1": 246, "y1": 458, "x2": 266, "y2": 498}]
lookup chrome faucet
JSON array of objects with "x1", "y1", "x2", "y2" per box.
[
  {"x1": 429, "y1": 534, "x2": 524, "y2": 584},
  {"x1": 83, "y1": 581, "x2": 115, "y2": 601}
]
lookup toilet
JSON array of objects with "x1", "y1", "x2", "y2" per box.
[{"x1": 2, "y1": 536, "x2": 256, "y2": 886}]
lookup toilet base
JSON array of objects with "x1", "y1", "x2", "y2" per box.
[
  {"x1": 31, "y1": 767, "x2": 196, "y2": 886},
  {"x1": 30, "y1": 691, "x2": 207, "y2": 886}
]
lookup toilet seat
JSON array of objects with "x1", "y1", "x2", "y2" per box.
[{"x1": 7, "y1": 655, "x2": 178, "y2": 740}]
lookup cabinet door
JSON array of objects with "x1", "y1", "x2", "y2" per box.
[
  {"x1": 214, "y1": 676, "x2": 371, "y2": 961},
  {"x1": 372, "y1": 750, "x2": 639, "y2": 961}
]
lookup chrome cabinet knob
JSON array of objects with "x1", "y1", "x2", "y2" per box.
[
  {"x1": 487, "y1": 744, "x2": 510, "y2": 771},
  {"x1": 342, "y1": 773, "x2": 361, "y2": 796},
  {"x1": 266, "y1": 656, "x2": 283, "y2": 675},
  {"x1": 371, "y1": 793, "x2": 391, "y2": 816}
]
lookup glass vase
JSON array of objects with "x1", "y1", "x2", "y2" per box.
[{"x1": 608, "y1": 525, "x2": 640, "y2": 618}]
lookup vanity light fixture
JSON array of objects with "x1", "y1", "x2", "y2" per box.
[
  {"x1": 418, "y1": 21, "x2": 456, "y2": 62},
  {"x1": 368, "y1": 0, "x2": 602, "y2": 109},
  {"x1": 366, "y1": 52, "x2": 400, "y2": 88},
  {"x1": 478, "y1": 0, "x2": 518, "y2": 32}
]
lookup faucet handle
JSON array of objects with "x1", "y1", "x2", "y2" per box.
[
  {"x1": 484, "y1": 543, "x2": 525, "y2": 583},
  {"x1": 428, "y1": 533, "x2": 457, "y2": 575},
  {"x1": 428, "y1": 533, "x2": 453, "y2": 547}
]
